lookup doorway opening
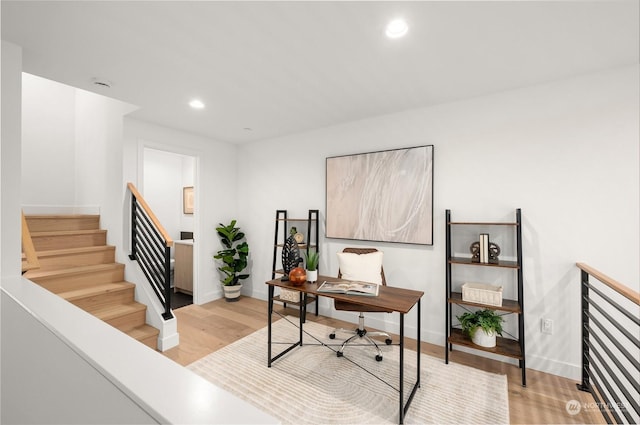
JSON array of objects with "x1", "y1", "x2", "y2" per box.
[{"x1": 141, "y1": 147, "x2": 197, "y2": 310}]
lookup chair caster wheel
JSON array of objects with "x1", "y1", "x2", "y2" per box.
[
  {"x1": 337, "y1": 351, "x2": 344, "y2": 357},
  {"x1": 329, "y1": 333, "x2": 336, "y2": 339},
  {"x1": 385, "y1": 338, "x2": 392, "y2": 345},
  {"x1": 375, "y1": 355, "x2": 383, "y2": 362}
]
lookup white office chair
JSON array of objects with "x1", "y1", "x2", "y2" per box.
[{"x1": 329, "y1": 248, "x2": 392, "y2": 361}]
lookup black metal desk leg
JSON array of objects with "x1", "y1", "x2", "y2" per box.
[
  {"x1": 399, "y1": 312, "x2": 404, "y2": 424},
  {"x1": 300, "y1": 293, "x2": 306, "y2": 345},
  {"x1": 417, "y1": 299, "x2": 421, "y2": 388},
  {"x1": 268, "y1": 285, "x2": 274, "y2": 367}
]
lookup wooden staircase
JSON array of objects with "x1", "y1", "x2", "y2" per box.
[{"x1": 23, "y1": 214, "x2": 160, "y2": 349}]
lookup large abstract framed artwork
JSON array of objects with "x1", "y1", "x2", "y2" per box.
[{"x1": 326, "y1": 145, "x2": 434, "y2": 245}]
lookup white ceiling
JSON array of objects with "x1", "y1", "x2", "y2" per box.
[{"x1": 2, "y1": 1, "x2": 638, "y2": 144}]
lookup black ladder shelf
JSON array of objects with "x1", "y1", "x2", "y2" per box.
[
  {"x1": 445, "y1": 208, "x2": 526, "y2": 386},
  {"x1": 271, "y1": 209, "x2": 320, "y2": 317}
]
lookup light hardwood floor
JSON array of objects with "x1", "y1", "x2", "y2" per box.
[{"x1": 162, "y1": 296, "x2": 605, "y2": 425}]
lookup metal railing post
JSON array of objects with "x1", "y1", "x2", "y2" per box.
[
  {"x1": 163, "y1": 245, "x2": 172, "y2": 320},
  {"x1": 577, "y1": 269, "x2": 590, "y2": 392},
  {"x1": 129, "y1": 195, "x2": 137, "y2": 261}
]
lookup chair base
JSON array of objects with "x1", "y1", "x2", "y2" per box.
[{"x1": 329, "y1": 313, "x2": 392, "y2": 361}]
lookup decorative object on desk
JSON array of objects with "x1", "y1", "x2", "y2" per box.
[
  {"x1": 318, "y1": 280, "x2": 379, "y2": 296},
  {"x1": 457, "y1": 309, "x2": 504, "y2": 348},
  {"x1": 281, "y1": 234, "x2": 302, "y2": 281},
  {"x1": 304, "y1": 250, "x2": 319, "y2": 282},
  {"x1": 288, "y1": 267, "x2": 307, "y2": 286},
  {"x1": 290, "y1": 227, "x2": 304, "y2": 244},
  {"x1": 188, "y1": 318, "x2": 509, "y2": 425},
  {"x1": 213, "y1": 220, "x2": 249, "y2": 301},
  {"x1": 326, "y1": 145, "x2": 434, "y2": 245},
  {"x1": 462, "y1": 282, "x2": 503, "y2": 307}
]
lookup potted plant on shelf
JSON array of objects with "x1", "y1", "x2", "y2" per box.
[
  {"x1": 304, "y1": 250, "x2": 320, "y2": 283},
  {"x1": 213, "y1": 220, "x2": 249, "y2": 302},
  {"x1": 457, "y1": 309, "x2": 504, "y2": 348}
]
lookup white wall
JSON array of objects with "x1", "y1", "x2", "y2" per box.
[
  {"x1": 1, "y1": 287, "x2": 157, "y2": 425},
  {"x1": 74, "y1": 89, "x2": 137, "y2": 249},
  {"x1": 1, "y1": 41, "x2": 23, "y2": 279},
  {"x1": 123, "y1": 118, "x2": 237, "y2": 304},
  {"x1": 142, "y1": 148, "x2": 195, "y2": 247},
  {"x1": 21, "y1": 73, "x2": 76, "y2": 205},
  {"x1": 1, "y1": 276, "x2": 277, "y2": 425},
  {"x1": 20, "y1": 74, "x2": 137, "y2": 253},
  {"x1": 237, "y1": 65, "x2": 639, "y2": 379}
]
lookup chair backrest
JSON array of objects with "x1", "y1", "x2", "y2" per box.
[{"x1": 337, "y1": 247, "x2": 386, "y2": 286}]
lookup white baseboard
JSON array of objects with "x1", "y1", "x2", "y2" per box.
[
  {"x1": 196, "y1": 289, "x2": 222, "y2": 305},
  {"x1": 158, "y1": 332, "x2": 179, "y2": 352},
  {"x1": 527, "y1": 353, "x2": 581, "y2": 380}
]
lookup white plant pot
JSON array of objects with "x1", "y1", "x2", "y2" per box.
[
  {"x1": 471, "y1": 328, "x2": 497, "y2": 348},
  {"x1": 223, "y1": 283, "x2": 242, "y2": 302},
  {"x1": 306, "y1": 270, "x2": 318, "y2": 283}
]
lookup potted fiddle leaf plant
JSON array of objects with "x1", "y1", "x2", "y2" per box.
[
  {"x1": 457, "y1": 309, "x2": 504, "y2": 348},
  {"x1": 304, "y1": 250, "x2": 319, "y2": 283},
  {"x1": 213, "y1": 220, "x2": 249, "y2": 302}
]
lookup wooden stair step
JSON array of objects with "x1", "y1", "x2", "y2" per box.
[
  {"x1": 25, "y1": 214, "x2": 100, "y2": 232},
  {"x1": 27, "y1": 245, "x2": 116, "y2": 271},
  {"x1": 25, "y1": 263, "x2": 125, "y2": 293},
  {"x1": 23, "y1": 213, "x2": 161, "y2": 351},
  {"x1": 30, "y1": 229, "x2": 107, "y2": 251},
  {"x1": 58, "y1": 281, "x2": 135, "y2": 310},
  {"x1": 87, "y1": 302, "x2": 147, "y2": 332},
  {"x1": 126, "y1": 324, "x2": 160, "y2": 350}
]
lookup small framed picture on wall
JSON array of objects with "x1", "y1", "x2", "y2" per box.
[{"x1": 183, "y1": 186, "x2": 194, "y2": 214}]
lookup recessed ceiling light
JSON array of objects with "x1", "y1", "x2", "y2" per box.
[
  {"x1": 189, "y1": 99, "x2": 205, "y2": 109},
  {"x1": 92, "y1": 77, "x2": 112, "y2": 88},
  {"x1": 385, "y1": 19, "x2": 409, "y2": 39}
]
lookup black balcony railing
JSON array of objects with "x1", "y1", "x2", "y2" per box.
[
  {"x1": 128, "y1": 183, "x2": 173, "y2": 320},
  {"x1": 576, "y1": 263, "x2": 639, "y2": 424}
]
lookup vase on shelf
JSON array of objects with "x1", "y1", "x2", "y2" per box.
[{"x1": 306, "y1": 269, "x2": 318, "y2": 283}]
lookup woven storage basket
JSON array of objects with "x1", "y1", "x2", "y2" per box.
[
  {"x1": 462, "y1": 282, "x2": 503, "y2": 307},
  {"x1": 279, "y1": 288, "x2": 301, "y2": 303}
]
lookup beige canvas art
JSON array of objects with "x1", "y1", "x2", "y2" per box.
[{"x1": 326, "y1": 145, "x2": 433, "y2": 245}]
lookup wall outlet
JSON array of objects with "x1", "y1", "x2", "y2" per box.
[{"x1": 541, "y1": 318, "x2": 553, "y2": 334}]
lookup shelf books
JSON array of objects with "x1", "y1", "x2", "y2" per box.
[
  {"x1": 317, "y1": 280, "x2": 379, "y2": 296},
  {"x1": 479, "y1": 233, "x2": 489, "y2": 263}
]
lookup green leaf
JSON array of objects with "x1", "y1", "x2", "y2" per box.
[
  {"x1": 457, "y1": 309, "x2": 503, "y2": 336},
  {"x1": 213, "y1": 220, "x2": 250, "y2": 286},
  {"x1": 304, "y1": 250, "x2": 319, "y2": 271}
]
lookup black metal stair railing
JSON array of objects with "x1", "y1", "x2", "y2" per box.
[
  {"x1": 127, "y1": 183, "x2": 173, "y2": 320},
  {"x1": 576, "y1": 263, "x2": 639, "y2": 424}
]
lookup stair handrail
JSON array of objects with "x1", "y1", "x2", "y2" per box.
[
  {"x1": 21, "y1": 211, "x2": 40, "y2": 274},
  {"x1": 127, "y1": 182, "x2": 174, "y2": 320},
  {"x1": 127, "y1": 183, "x2": 174, "y2": 247},
  {"x1": 576, "y1": 262, "x2": 639, "y2": 424}
]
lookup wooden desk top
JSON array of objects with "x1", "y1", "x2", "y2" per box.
[{"x1": 266, "y1": 275, "x2": 423, "y2": 314}]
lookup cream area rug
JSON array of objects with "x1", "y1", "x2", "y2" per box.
[{"x1": 188, "y1": 317, "x2": 509, "y2": 425}]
